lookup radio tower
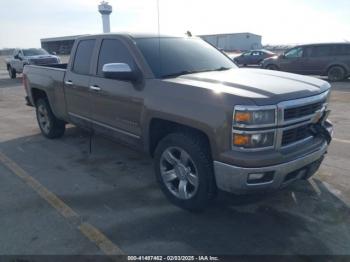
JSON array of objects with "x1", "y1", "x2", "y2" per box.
[{"x1": 98, "y1": 1, "x2": 112, "y2": 33}]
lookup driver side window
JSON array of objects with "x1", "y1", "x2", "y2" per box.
[
  {"x1": 285, "y1": 47, "x2": 303, "y2": 58},
  {"x1": 97, "y1": 39, "x2": 135, "y2": 77}
]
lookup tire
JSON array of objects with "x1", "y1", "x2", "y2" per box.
[
  {"x1": 266, "y1": 64, "x2": 279, "y2": 70},
  {"x1": 36, "y1": 98, "x2": 65, "y2": 139},
  {"x1": 327, "y1": 66, "x2": 346, "y2": 82},
  {"x1": 8, "y1": 66, "x2": 16, "y2": 79},
  {"x1": 154, "y1": 132, "x2": 217, "y2": 211}
]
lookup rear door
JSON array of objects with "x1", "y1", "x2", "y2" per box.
[
  {"x1": 64, "y1": 38, "x2": 97, "y2": 128},
  {"x1": 250, "y1": 51, "x2": 263, "y2": 64},
  {"x1": 303, "y1": 45, "x2": 332, "y2": 75},
  {"x1": 89, "y1": 36, "x2": 144, "y2": 145}
]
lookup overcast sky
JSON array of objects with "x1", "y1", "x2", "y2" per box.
[{"x1": 0, "y1": 0, "x2": 349, "y2": 48}]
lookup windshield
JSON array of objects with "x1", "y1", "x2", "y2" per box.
[
  {"x1": 135, "y1": 37, "x2": 236, "y2": 78},
  {"x1": 22, "y1": 48, "x2": 49, "y2": 56}
]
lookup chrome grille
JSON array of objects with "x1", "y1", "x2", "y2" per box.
[
  {"x1": 282, "y1": 124, "x2": 312, "y2": 146},
  {"x1": 277, "y1": 91, "x2": 329, "y2": 148},
  {"x1": 284, "y1": 101, "x2": 325, "y2": 121},
  {"x1": 32, "y1": 58, "x2": 58, "y2": 65}
]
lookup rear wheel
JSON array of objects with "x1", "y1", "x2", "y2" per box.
[
  {"x1": 154, "y1": 132, "x2": 216, "y2": 211},
  {"x1": 327, "y1": 66, "x2": 346, "y2": 82},
  {"x1": 8, "y1": 66, "x2": 16, "y2": 79},
  {"x1": 266, "y1": 64, "x2": 279, "y2": 70},
  {"x1": 36, "y1": 98, "x2": 65, "y2": 139}
]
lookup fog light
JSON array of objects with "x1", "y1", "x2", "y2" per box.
[
  {"x1": 248, "y1": 173, "x2": 265, "y2": 180},
  {"x1": 247, "y1": 171, "x2": 274, "y2": 184}
]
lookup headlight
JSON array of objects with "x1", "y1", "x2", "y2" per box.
[
  {"x1": 233, "y1": 106, "x2": 276, "y2": 127},
  {"x1": 233, "y1": 131, "x2": 275, "y2": 149}
]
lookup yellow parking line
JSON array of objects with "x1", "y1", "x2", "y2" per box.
[
  {"x1": 0, "y1": 151, "x2": 124, "y2": 256},
  {"x1": 333, "y1": 138, "x2": 350, "y2": 144}
]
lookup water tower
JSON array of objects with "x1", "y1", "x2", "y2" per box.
[{"x1": 98, "y1": 1, "x2": 112, "y2": 33}]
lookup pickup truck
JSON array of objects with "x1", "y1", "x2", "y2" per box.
[
  {"x1": 23, "y1": 34, "x2": 333, "y2": 210},
  {"x1": 6, "y1": 48, "x2": 60, "y2": 79}
]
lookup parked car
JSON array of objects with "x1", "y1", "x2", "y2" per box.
[
  {"x1": 5, "y1": 48, "x2": 60, "y2": 79},
  {"x1": 233, "y1": 49, "x2": 275, "y2": 66},
  {"x1": 23, "y1": 34, "x2": 333, "y2": 210},
  {"x1": 262, "y1": 43, "x2": 350, "y2": 81}
]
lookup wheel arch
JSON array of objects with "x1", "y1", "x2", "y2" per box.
[
  {"x1": 31, "y1": 88, "x2": 48, "y2": 106},
  {"x1": 326, "y1": 64, "x2": 348, "y2": 75},
  {"x1": 147, "y1": 118, "x2": 214, "y2": 160}
]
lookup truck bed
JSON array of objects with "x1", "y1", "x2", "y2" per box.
[{"x1": 23, "y1": 64, "x2": 68, "y2": 120}]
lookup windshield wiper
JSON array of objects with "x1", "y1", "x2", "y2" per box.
[
  {"x1": 161, "y1": 70, "x2": 197, "y2": 79},
  {"x1": 161, "y1": 67, "x2": 231, "y2": 79}
]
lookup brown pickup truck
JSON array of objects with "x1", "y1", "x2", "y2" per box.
[{"x1": 23, "y1": 33, "x2": 333, "y2": 210}]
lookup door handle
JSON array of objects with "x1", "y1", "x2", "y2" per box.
[
  {"x1": 89, "y1": 85, "x2": 101, "y2": 91},
  {"x1": 65, "y1": 80, "x2": 73, "y2": 86}
]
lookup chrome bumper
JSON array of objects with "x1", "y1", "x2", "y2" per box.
[{"x1": 214, "y1": 142, "x2": 328, "y2": 194}]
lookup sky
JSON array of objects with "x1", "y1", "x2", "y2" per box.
[{"x1": 0, "y1": 0, "x2": 349, "y2": 48}]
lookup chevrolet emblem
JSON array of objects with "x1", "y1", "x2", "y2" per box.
[{"x1": 311, "y1": 106, "x2": 326, "y2": 124}]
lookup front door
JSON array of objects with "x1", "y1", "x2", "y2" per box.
[
  {"x1": 279, "y1": 47, "x2": 306, "y2": 74},
  {"x1": 89, "y1": 37, "x2": 144, "y2": 145},
  {"x1": 302, "y1": 45, "x2": 332, "y2": 75}
]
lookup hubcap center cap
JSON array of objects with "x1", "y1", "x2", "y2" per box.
[{"x1": 175, "y1": 164, "x2": 187, "y2": 180}]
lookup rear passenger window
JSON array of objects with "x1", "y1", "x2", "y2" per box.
[
  {"x1": 310, "y1": 46, "x2": 331, "y2": 57},
  {"x1": 73, "y1": 40, "x2": 96, "y2": 75},
  {"x1": 97, "y1": 39, "x2": 135, "y2": 76},
  {"x1": 332, "y1": 44, "x2": 350, "y2": 56}
]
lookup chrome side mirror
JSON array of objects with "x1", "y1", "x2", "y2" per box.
[{"x1": 102, "y1": 63, "x2": 140, "y2": 81}]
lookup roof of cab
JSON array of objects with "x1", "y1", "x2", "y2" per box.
[{"x1": 76, "y1": 32, "x2": 185, "y2": 40}]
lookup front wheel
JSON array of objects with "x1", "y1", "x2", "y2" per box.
[
  {"x1": 266, "y1": 64, "x2": 279, "y2": 70},
  {"x1": 154, "y1": 132, "x2": 216, "y2": 211},
  {"x1": 8, "y1": 66, "x2": 16, "y2": 79},
  {"x1": 36, "y1": 98, "x2": 66, "y2": 139}
]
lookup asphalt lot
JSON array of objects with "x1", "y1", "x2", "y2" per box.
[{"x1": 0, "y1": 69, "x2": 350, "y2": 255}]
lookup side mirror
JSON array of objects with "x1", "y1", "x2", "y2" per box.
[
  {"x1": 279, "y1": 54, "x2": 285, "y2": 59},
  {"x1": 51, "y1": 51, "x2": 57, "y2": 55},
  {"x1": 102, "y1": 63, "x2": 140, "y2": 81},
  {"x1": 14, "y1": 54, "x2": 19, "y2": 59}
]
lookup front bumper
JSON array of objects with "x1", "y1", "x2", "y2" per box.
[{"x1": 214, "y1": 141, "x2": 328, "y2": 194}]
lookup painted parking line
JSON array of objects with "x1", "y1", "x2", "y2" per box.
[
  {"x1": 0, "y1": 151, "x2": 124, "y2": 256},
  {"x1": 333, "y1": 138, "x2": 350, "y2": 144}
]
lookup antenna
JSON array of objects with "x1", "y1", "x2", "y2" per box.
[
  {"x1": 157, "y1": 0, "x2": 162, "y2": 76},
  {"x1": 98, "y1": 1, "x2": 112, "y2": 33}
]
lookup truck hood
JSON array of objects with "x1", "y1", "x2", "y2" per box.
[{"x1": 165, "y1": 68, "x2": 331, "y2": 105}]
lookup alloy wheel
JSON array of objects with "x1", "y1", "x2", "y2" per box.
[
  {"x1": 160, "y1": 147, "x2": 199, "y2": 200},
  {"x1": 37, "y1": 104, "x2": 51, "y2": 134}
]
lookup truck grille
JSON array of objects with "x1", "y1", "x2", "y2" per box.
[
  {"x1": 284, "y1": 101, "x2": 324, "y2": 121},
  {"x1": 32, "y1": 58, "x2": 58, "y2": 65},
  {"x1": 282, "y1": 124, "x2": 312, "y2": 146}
]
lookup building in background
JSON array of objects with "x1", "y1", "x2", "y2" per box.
[
  {"x1": 0, "y1": 48, "x2": 15, "y2": 56},
  {"x1": 41, "y1": 35, "x2": 84, "y2": 55},
  {"x1": 199, "y1": 32, "x2": 262, "y2": 52}
]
